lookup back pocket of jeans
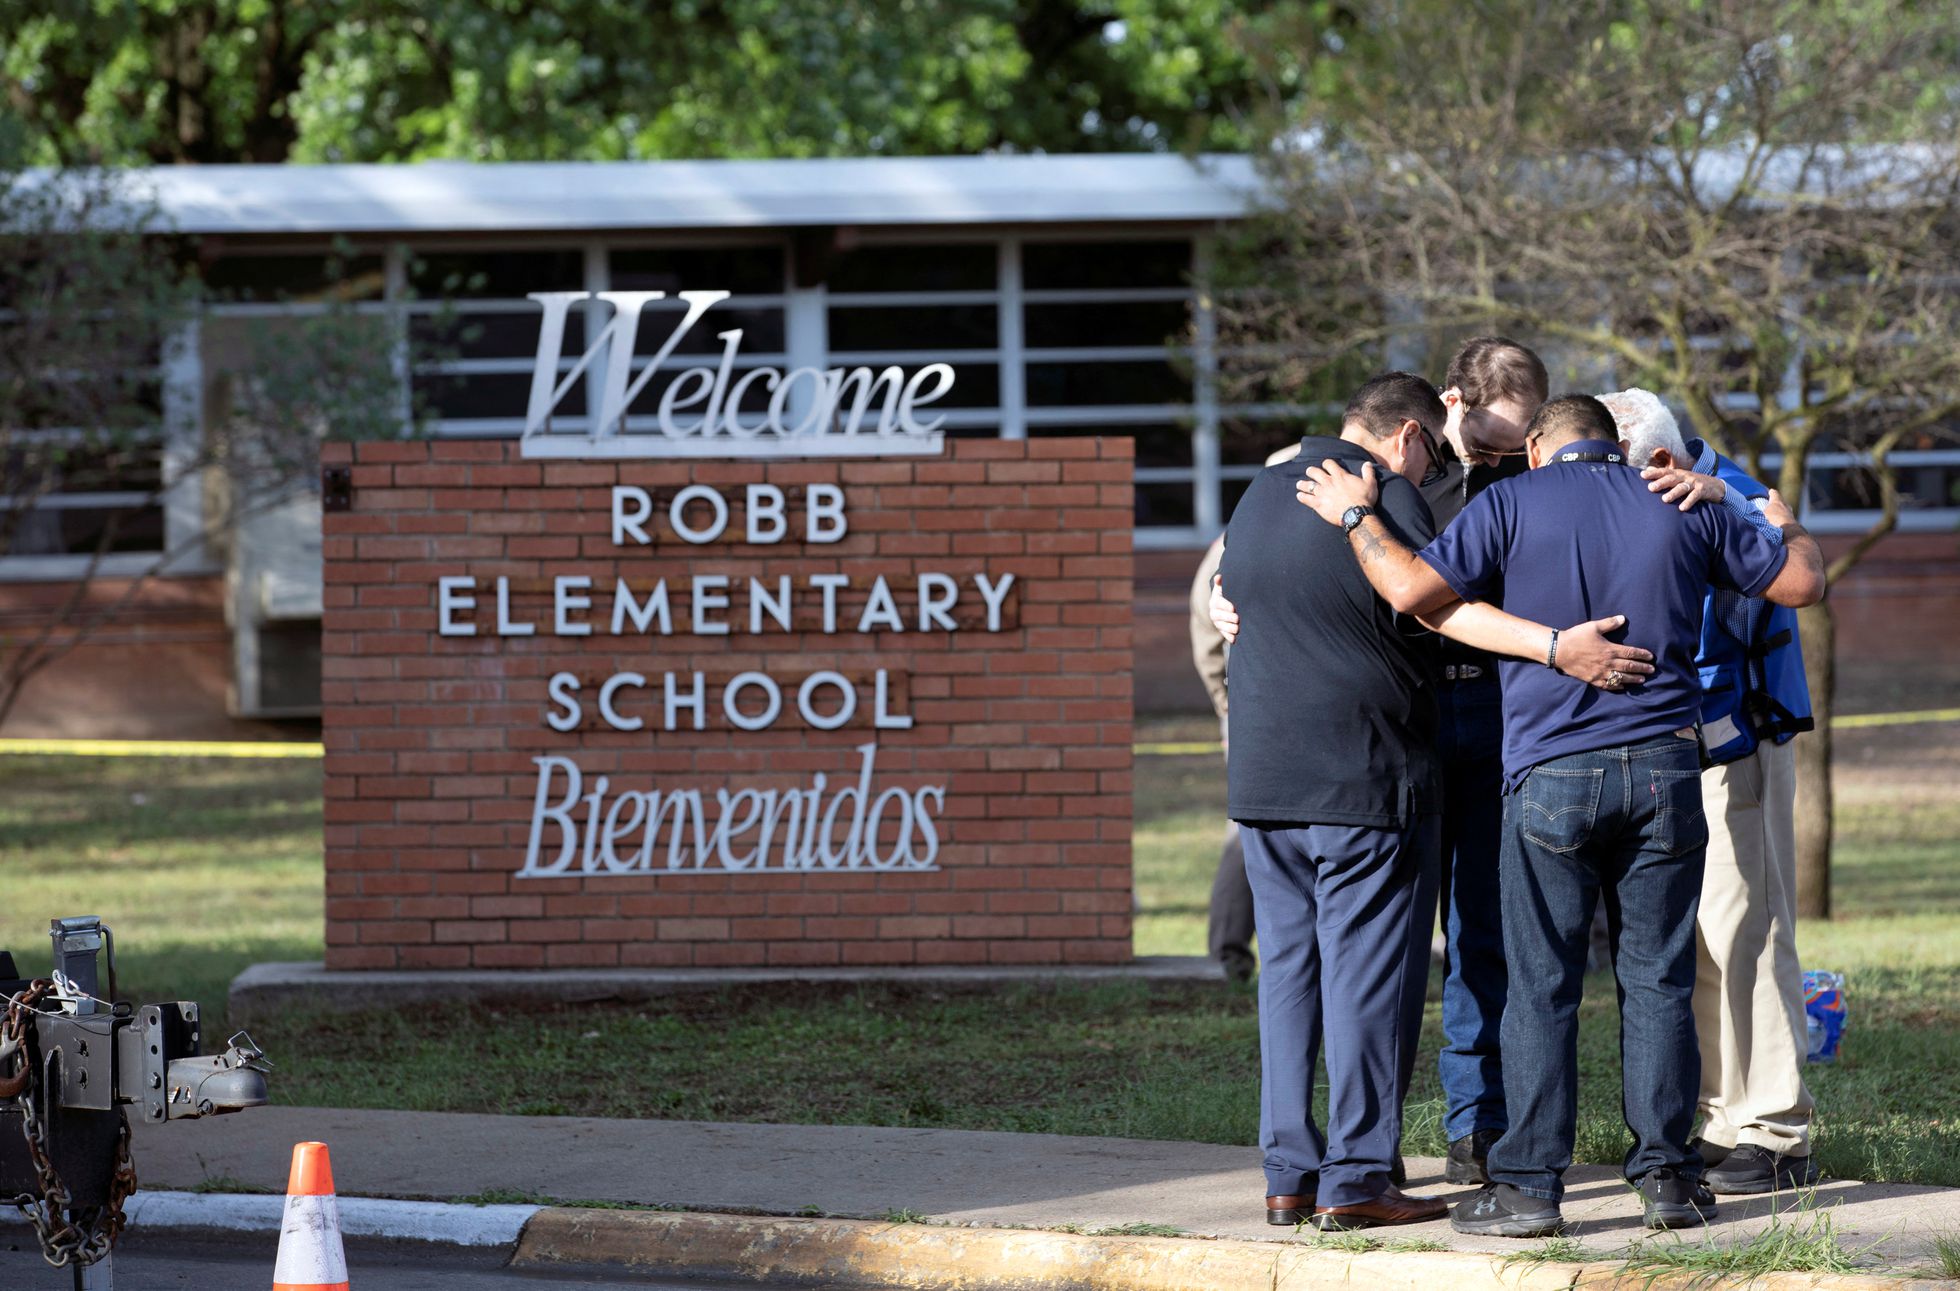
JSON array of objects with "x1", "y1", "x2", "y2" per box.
[
  {"x1": 1650, "y1": 768, "x2": 1709, "y2": 857},
  {"x1": 1521, "y1": 767, "x2": 1605, "y2": 854}
]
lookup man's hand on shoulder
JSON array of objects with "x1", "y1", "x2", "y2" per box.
[
  {"x1": 1210, "y1": 574, "x2": 1240, "y2": 644},
  {"x1": 1641, "y1": 465, "x2": 1724, "y2": 512},
  {"x1": 1297, "y1": 459, "x2": 1381, "y2": 525},
  {"x1": 1761, "y1": 488, "x2": 1797, "y2": 529}
]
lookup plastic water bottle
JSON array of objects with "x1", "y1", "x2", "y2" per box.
[{"x1": 1803, "y1": 970, "x2": 1846, "y2": 1063}]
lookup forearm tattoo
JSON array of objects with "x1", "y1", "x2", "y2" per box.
[{"x1": 1353, "y1": 520, "x2": 1390, "y2": 566}]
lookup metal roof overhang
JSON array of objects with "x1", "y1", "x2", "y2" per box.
[{"x1": 110, "y1": 154, "x2": 1263, "y2": 236}]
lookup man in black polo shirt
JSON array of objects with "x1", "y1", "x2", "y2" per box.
[
  {"x1": 1296, "y1": 395, "x2": 1826, "y2": 1235},
  {"x1": 1220, "y1": 375, "x2": 1655, "y2": 1232},
  {"x1": 1212, "y1": 337, "x2": 1551, "y2": 1186}
]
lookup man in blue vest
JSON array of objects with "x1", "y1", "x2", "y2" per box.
[
  {"x1": 1294, "y1": 395, "x2": 1827, "y2": 1235},
  {"x1": 1608, "y1": 389, "x2": 1820, "y2": 1195}
]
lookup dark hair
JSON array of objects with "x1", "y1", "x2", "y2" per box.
[
  {"x1": 1445, "y1": 337, "x2": 1549, "y2": 412},
  {"x1": 1524, "y1": 394, "x2": 1618, "y2": 450},
  {"x1": 1343, "y1": 371, "x2": 1446, "y2": 441}
]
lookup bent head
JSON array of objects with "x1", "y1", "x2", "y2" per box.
[
  {"x1": 1441, "y1": 337, "x2": 1549, "y2": 464},
  {"x1": 1340, "y1": 371, "x2": 1447, "y2": 483},
  {"x1": 1597, "y1": 388, "x2": 1689, "y2": 470},
  {"x1": 1523, "y1": 394, "x2": 1620, "y2": 469}
]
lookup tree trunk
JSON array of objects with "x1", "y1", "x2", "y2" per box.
[{"x1": 1794, "y1": 597, "x2": 1835, "y2": 919}]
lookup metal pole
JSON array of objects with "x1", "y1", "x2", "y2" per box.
[{"x1": 74, "y1": 1254, "x2": 114, "y2": 1289}]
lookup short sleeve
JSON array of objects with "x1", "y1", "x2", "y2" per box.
[
  {"x1": 1704, "y1": 504, "x2": 1789, "y2": 597},
  {"x1": 1417, "y1": 485, "x2": 1508, "y2": 602}
]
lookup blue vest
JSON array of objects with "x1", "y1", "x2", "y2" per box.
[{"x1": 1693, "y1": 446, "x2": 1815, "y2": 764}]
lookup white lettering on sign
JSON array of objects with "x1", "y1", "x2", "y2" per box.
[
  {"x1": 430, "y1": 454, "x2": 1025, "y2": 884},
  {"x1": 522, "y1": 291, "x2": 952, "y2": 459},
  {"x1": 519, "y1": 744, "x2": 945, "y2": 875}
]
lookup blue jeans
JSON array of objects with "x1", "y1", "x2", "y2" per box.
[
  {"x1": 1241, "y1": 817, "x2": 1441, "y2": 1208},
  {"x1": 1436, "y1": 677, "x2": 1507, "y2": 1141},
  {"x1": 1486, "y1": 735, "x2": 1709, "y2": 1202}
]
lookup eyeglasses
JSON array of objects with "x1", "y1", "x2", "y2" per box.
[{"x1": 1415, "y1": 422, "x2": 1449, "y2": 486}]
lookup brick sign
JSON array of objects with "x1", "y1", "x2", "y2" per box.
[{"x1": 320, "y1": 439, "x2": 1134, "y2": 970}]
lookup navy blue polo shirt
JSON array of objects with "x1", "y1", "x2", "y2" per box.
[{"x1": 1417, "y1": 440, "x2": 1789, "y2": 788}]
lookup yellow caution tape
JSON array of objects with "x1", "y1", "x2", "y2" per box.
[
  {"x1": 0, "y1": 738, "x2": 323, "y2": 759},
  {"x1": 1829, "y1": 706, "x2": 1960, "y2": 730},
  {"x1": 0, "y1": 706, "x2": 1953, "y2": 763}
]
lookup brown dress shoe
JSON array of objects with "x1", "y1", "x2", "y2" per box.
[
  {"x1": 1311, "y1": 1184, "x2": 1449, "y2": 1231},
  {"x1": 1266, "y1": 1192, "x2": 1315, "y2": 1226}
]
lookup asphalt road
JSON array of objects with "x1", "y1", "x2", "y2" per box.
[{"x1": 0, "y1": 1233, "x2": 849, "y2": 1289}]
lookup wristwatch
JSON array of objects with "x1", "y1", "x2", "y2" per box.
[{"x1": 1341, "y1": 505, "x2": 1375, "y2": 535}]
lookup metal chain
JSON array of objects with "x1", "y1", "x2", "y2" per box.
[{"x1": 5, "y1": 981, "x2": 137, "y2": 1269}]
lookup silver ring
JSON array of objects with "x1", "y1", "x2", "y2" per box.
[{"x1": 1305, "y1": 481, "x2": 1317, "y2": 493}]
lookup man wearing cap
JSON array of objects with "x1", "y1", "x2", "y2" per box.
[{"x1": 1294, "y1": 394, "x2": 1826, "y2": 1235}]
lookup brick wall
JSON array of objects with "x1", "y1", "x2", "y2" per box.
[{"x1": 320, "y1": 438, "x2": 1134, "y2": 970}]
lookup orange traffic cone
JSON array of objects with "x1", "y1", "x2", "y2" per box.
[{"x1": 273, "y1": 1141, "x2": 349, "y2": 1291}]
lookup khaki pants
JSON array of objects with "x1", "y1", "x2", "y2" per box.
[{"x1": 1693, "y1": 739, "x2": 1815, "y2": 1155}]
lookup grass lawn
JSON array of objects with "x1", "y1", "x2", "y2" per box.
[{"x1": 1, "y1": 718, "x2": 1955, "y2": 1187}]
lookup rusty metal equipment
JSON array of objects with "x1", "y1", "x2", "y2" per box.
[{"x1": 3, "y1": 916, "x2": 272, "y2": 1287}]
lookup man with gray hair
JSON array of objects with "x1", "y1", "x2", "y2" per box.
[{"x1": 1602, "y1": 388, "x2": 1821, "y2": 1195}]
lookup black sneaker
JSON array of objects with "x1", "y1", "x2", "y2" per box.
[
  {"x1": 1446, "y1": 1129, "x2": 1502, "y2": 1185},
  {"x1": 1639, "y1": 1168, "x2": 1719, "y2": 1229},
  {"x1": 1219, "y1": 949, "x2": 1256, "y2": 984},
  {"x1": 1448, "y1": 1182, "x2": 1564, "y2": 1238},
  {"x1": 1688, "y1": 1136, "x2": 1733, "y2": 1171},
  {"x1": 1703, "y1": 1144, "x2": 1821, "y2": 1195}
]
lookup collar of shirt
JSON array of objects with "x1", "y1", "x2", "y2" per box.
[
  {"x1": 1552, "y1": 438, "x2": 1629, "y2": 463},
  {"x1": 1687, "y1": 437, "x2": 1719, "y2": 476}
]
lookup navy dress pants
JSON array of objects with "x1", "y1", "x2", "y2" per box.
[
  {"x1": 1240, "y1": 817, "x2": 1440, "y2": 1208},
  {"x1": 1435, "y1": 677, "x2": 1508, "y2": 1141}
]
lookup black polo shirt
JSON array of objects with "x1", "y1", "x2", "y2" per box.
[{"x1": 1219, "y1": 436, "x2": 1442, "y2": 828}]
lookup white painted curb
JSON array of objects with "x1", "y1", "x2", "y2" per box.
[{"x1": 113, "y1": 1191, "x2": 541, "y2": 1247}]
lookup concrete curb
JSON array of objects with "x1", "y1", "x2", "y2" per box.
[
  {"x1": 1, "y1": 1190, "x2": 539, "y2": 1249},
  {"x1": 511, "y1": 1209, "x2": 1957, "y2": 1291}
]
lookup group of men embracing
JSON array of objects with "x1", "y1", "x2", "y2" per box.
[{"x1": 1204, "y1": 339, "x2": 1827, "y2": 1236}]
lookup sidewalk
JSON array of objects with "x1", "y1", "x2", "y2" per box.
[{"x1": 125, "y1": 1106, "x2": 1959, "y2": 1276}]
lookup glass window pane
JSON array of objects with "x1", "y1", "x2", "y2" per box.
[
  {"x1": 417, "y1": 373, "x2": 579, "y2": 421},
  {"x1": 1026, "y1": 360, "x2": 1190, "y2": 407},
  {"x1": 1134, "y1": 481, "x2": 1195, "y2": 528},
  {"x1": 1024, "y1": 239, "x2": 1190, "y2": 290},
  {"x1": 412, "y1": 310, "x2": 583, "y2": 361},
  {"x1": 1220, "y1": 416, "x2": 1330, "y2": 466},
  {"x1": 1028, "y1": 423, "x2": 1192, "y2": 469},
  {"x1": 610, "y1": 246, "x2": 785, "y2": 295},
  {"x1": 1024, "y1": 300, "x2": 1189, "y2": 349},
  {"x1": 200, "y1": 253, "x2": 386, "y2": 303},
  {"x1": 828, "y1": 305, "x2": 997, "y2": 351},
  {"x1": 6, "y1": 503, "x2": 165, "y2": 557},
  {"x1": 827, "y1": 244, "x2": 995, "y2": 293},
  {"x1": 409, "y1": 251, "x2": 584, "y2": 300}
]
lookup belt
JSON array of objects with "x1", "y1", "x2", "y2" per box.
[{"x1": 1442, "y1": 664, "x2": 1489, "y2": 682}]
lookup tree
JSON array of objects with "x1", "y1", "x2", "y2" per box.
[
  {"x1": 0, "y1": 0, "x2": 1277, "y2": 165},
  {"x1": 0, "y1": 170, "x2": 421, "y2": 728},
  {"x1": 1220, "y1": 0, "x2": 1960, "y2": 916}
]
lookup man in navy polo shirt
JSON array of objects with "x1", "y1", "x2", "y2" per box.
[
  {"x1": 1220, "y1": 376, "x2": 1658, "y2": 1233},
  {"x1": 1295, "y1": 395, "x2": 1826, "y2": 1236}
]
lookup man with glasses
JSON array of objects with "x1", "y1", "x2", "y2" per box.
[
  {"x1": 1218, "y1": 374, "x2": 1653, "y2": 1231},
  {"x1": 1213, "y1": 337, "x2": 1553, "y2": 1188},
  {"x1": 1294, "y1": 394, "x2": 1826, "y2": 1234}
]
